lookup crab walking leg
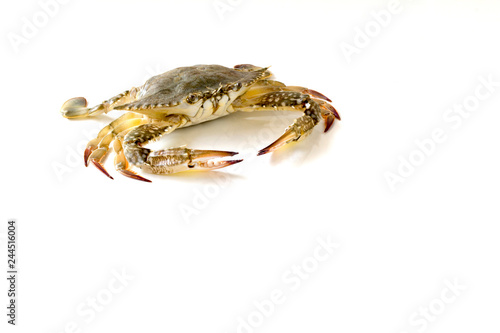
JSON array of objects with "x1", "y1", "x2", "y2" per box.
[
  {"x1": 86, "y1": 115, "x2": 150, "y2": 179},
  {"x1": 238, "y1": 79, "x2": 333, "y2": 102},
  {"x1": 233, "y1": 91, "x2": 339, "y2": 155},
  {"x1": 121, "y1": 115, "x2": 242, "y2": 180},
  {"x1": 236, "y1": 82, "x2": 339, "y2": 132},
  {"x1": 284, "y1": 86, "x2": 333, "y2": 103},
  {"x1": 61, "y1": 87, "x2": 140, "y2": 118},
  {"x1": 84, "y1": 112, "x2": 145, "y2": 166}
]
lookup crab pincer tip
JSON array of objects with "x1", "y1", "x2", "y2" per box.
[
  {"x1": 227, "y1": 159, "x2": 244, "y2": 166},
  {"x1": 118, "y1": 170, "x2": 152, "y2": 183},
  {"x1": 307, "y1": 89, "x2": 332, "y2": 102},
  {"x1": 324, "y1": 116, "x2": 335, "y2": 133},
  {"x1": 257, "y1": 129, "x2": 296, "y2": 156},
  {"x1": 333, "y1": 110, "x2": 341, "y2": 121},
  {"x1": 257, "y1": 145, "x2": 276, "y2": 156},
  {"x1": 91, "y1": 160, "x2": 114, "y2": 180},
  {"x1": 322, "y1": 103, "x2": 340, "y2": 121},
  {"x1": 84, "y1": 147, "x2": 93, "y2": 167}
]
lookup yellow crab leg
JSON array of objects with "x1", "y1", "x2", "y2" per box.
[
  {"x1": 84, "y1": 112, "x2": 144, "y2": 165},
  {"x1": 60, "y1": 87, "x2": 140, "y2": 118},
  {"x1": 86, "y1": 114, "x2": 150, "y2": 179}
]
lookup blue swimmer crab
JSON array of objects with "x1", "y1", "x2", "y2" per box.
[{"x1": 61, "y1": 64, "x2": 340, "y2": 182}]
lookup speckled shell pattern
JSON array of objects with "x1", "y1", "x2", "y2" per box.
[{"x1": 117, "y1": 65, "x2": 270, "y2": 111}]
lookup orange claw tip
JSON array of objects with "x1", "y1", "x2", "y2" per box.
[
  {"x1": 91, "y1": 160, "x2": 114, "y2": 180},
  {"x1": 323, "y1": 115, "x2": 335, "y2": 133},
  {"x1": 118, "y1": 169, "x2": 152, "y2": 183},
  {"x1": 257, "y1": 148, "x2": 271, "y2": 156},
  {"x1": 213, "y1": 159, "x2": 244, "y2": 169},
  {"x1": 225, "y1": 159, "x2": 244, "y2": 166},
  {"x1": 221, "y1": 159, "x2": 243, "y2": 165},
  {"x1": 257, "y1": 128, "x2": 296, "y2": 156},
  {"x1": 333, "y1": 108, "x2": 341, "y2": 121},
  {"x1": 257, "y1": 143, "x2": 278, "y2": 156},
  {"x1": 322, "y1": 103, "x2": 341, "y2": 120},
  {"x1": 307, "y1": 89, "x2": 332, "y2": 102},
  {"x1": 84, "y1": 147, "x2": 93, "y2": 167}
]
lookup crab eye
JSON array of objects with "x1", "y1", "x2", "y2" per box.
[
  {"x1": 187, "y1": 94, "x2": 199, "y2": 104},
  {"x1": 233, "y1": 82, "x2": 242, "y2": 91}
]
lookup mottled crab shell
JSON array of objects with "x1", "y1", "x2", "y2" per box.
[{"x1": 115, "y1": 65, "x2": 270, "y2": 114}]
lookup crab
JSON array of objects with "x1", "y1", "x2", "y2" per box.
[{"x1": 61, "y1": 64, "x2": 340, "y2": 182}]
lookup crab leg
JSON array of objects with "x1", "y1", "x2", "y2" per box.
[
  {"x1": 120, "y1": 115, "x2": 242, "y2": 181},
  {"x1": 61, "y1": 87, "x2": 140, "y2": 118},
  {"x1": 233, "y1": 90, "x2": 340, "y2": 155},
  {"x1": 84, "y1": 112, "x2": 144, "y2": 164},
  {"x1": 85, "y1": 113, "x2": 149, "y2": 178},
  {"x1": 113, "y1": 139, "x2": 152, "y2": 182},
  {"x1": 284, "y1": 86, "x2": 332, "y2": 103},
  {"x1": 236, "y1": 79, "x2": 332, "y2": 102}
]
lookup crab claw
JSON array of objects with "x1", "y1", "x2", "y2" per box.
[
  {"x1": 84, "y1": 147, "x2": 93, "y2": 167},
  {"x1": 88, "y1": 147, "x2": 113, "y2": 179},
  {"x1": 84, "y1": 138, "x2": 101, "y2": 167},
  {"x1": 306, "y1": 89, "x2": 332, "y2": 102},
  {"x1": 257, "y1": 129, "x2": 297, "y2": 156},
  {"x1": 177, "y1": 149, "x2": 243, "y2": 170},
  {"x1": 197, "y1": 159, "x2": 243, "y2": 170},
  {"x1": 322, "y1": 113, "x2": 335, "y2": 133},
  {"x1": 314, "y1": 99, "x2": 340, "y2": 133},
  {"x1": 320, "y1": 102, "x2": 341, "y2": 121},
  {"x1": 148, "y1": 148, "x2": 243, "y2": 173},
  {"x1": 190, "y1": 149, "x2": 239, "y2": 161},
  {"x1": 321, "y1": 105, "x2": 340, "y2": 133},
  {"x1": 258, "y1": 114, "x2": 317, "y2": 156},
  {"x1": 118, "y1": 169, "x2": 151, "y2": 183},
  {"x1": 91, "y1": 160, "x2": 113, "y2": 180}
]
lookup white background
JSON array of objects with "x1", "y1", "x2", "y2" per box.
[{"x1": 2, "y1": 0, "x2": 500, "y2": 332}]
